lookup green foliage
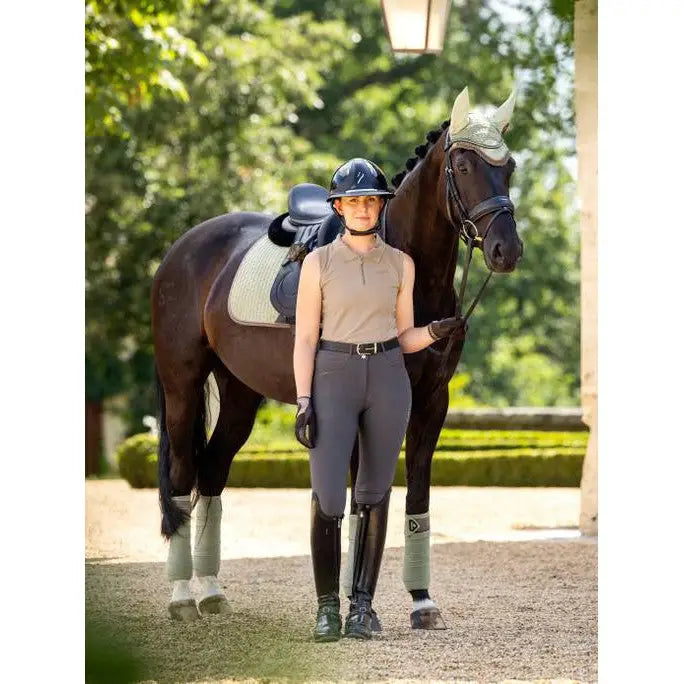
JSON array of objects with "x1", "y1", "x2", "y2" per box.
[
  {"x1": 86, "y1": 0, "x2": 580, "y2": 430},
  {"x1": 246, "y1": 399, "x2": 300, "y2": 447},
  {"x1": 436, "y1": 428, "x2": 588, "y2": 450},
  {"x1": 85, "y1": 0, "x2": 208, "y2": 136},
  {"x1": 447, "y1": 373, "x2": 483, "y2": 408},
  {"x1": 115, "y1": 433, "x2": 158, "y2": 488}
]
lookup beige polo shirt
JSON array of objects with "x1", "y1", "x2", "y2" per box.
[{"x1": 317, "y1": 233, "x2": 405, "y2": 344}]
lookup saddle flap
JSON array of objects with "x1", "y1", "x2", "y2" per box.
[{"x1": 270, "y1": 260, "x2": 301, "y2": 324}]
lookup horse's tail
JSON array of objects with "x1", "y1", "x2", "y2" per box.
[{"x1": 156, "y1": 367, "x2": 208, "y2": 539}]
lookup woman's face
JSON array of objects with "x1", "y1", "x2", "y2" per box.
[{"x1": 334, "y1": 196, "x2": 384, "y2": 232}]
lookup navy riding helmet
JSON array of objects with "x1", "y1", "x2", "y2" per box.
[
  {"x1": 327, "y1": 158, "x2": 395, "y2": 201},
  {"x1": 327, "y1": 158, "x2": 394, "y2": 235}
]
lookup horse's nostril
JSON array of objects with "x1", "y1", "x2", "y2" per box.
[{"x1": 493, "y1": 243, "x2": 503, "y2": 261}]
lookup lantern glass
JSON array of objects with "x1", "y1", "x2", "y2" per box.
[{"x1": 381, "y1": 0, "x2": 451, "y2": 54}]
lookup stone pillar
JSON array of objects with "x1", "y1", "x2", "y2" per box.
[{"x1": 575, "y1": 0, "x2": 598, "y2": 536}]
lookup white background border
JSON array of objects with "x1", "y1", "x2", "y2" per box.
[{"x1": 3, "y1": 0, "x2": 684, "y2": 679}]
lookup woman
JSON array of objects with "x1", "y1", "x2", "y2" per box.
[{"x1": 293, "y1": 158, "x2": 467, "y2": 642}]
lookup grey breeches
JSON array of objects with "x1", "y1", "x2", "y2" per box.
[{"x1": 309, "y1": 345, "x2": 412, "y2": 517}]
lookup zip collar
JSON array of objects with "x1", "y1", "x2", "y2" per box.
[{"x1": 334, "y1": 233, "x2": 386, "y2": 263}]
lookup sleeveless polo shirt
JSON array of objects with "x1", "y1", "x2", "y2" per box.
[{"x1": 317, "y1": 233, "x2": 405, "y2": 344}]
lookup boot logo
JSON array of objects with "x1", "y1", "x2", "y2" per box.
[{"x1": 408, "y1": 519, "x2": 419, "y2": 533}]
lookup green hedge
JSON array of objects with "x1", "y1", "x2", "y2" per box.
[
  {"x1": 114, "y1": 432, "x2": 585, "y2": 489},
  {"x1": 225, "y1": 450, "x2": 583, "y2": 488},
  {"x1": 237, "y1": 429, "x2": 588, "y2": 454},
  {"x1": 115, "y1": 433, "x2": 158, "y2": 488}
]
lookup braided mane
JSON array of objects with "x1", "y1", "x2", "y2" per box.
[{"x1": 391, "y1": 119, "x2": 450, "y2": 188}]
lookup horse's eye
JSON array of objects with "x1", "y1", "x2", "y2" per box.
[{"x1": 456, "y1": 162, "x2": 469, "y2": 174}]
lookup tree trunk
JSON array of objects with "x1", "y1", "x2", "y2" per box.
[
  {"x1": 85, "y1": 400, "x2": 103, "y2": 476},
  {"x1": 575, "y1": 0, "x2": 598, "y2": 536}
]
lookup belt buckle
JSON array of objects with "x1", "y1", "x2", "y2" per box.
[{"x1": 356, "y1": 342, "x2": 377, "y2": 359}]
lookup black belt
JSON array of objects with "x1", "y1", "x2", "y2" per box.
[{"x1": 319, "y1": 337, "x2": 400, "y2": 356}]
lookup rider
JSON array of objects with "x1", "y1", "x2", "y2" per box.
[{"x1": 293, "y1": 158, "x2": 467, "y2": 642}]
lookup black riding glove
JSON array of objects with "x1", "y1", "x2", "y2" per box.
[
  {"x1": 427, "y1": 315, "x2": 469, "y2": 341},
  {"x1": 295, "y1": 396, "x2": 317, "y2": 449}
]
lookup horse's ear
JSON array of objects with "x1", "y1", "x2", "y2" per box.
[
  {"x1": 491, "y1": 87, "x2": 517, "y2": 134},
  {"x1": 449, "y1": 87, "x2": 470, "y2": 136}
]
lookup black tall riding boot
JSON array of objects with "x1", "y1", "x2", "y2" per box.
[
  {"x1": 311, "y1": 494, "x2": 342, "y2": 642},
  {"x1": 344, "y1": 488, "x2": 391, "y2": 640}
]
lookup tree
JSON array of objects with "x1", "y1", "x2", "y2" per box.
[
  {"x1": 86, "y1": 0, "x2": 349, "y2": 449},
  {"x1": 85, "y1": 0, "x2": 208, "y2": 136}
]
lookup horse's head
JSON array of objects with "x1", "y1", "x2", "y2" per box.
[{"x1": 444, "y1": 87, "x2": 523, "y2": 273}]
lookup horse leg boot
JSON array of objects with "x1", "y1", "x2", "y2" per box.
[
  {"x1": 344, "y1": 488, "x2": 391, "y2": 640},
  {"x1": 311, "y1": 494, "x2": 342, "y2": 642},
  {"x1": 167, "y1": 495, "x2": 199, "y2": 621},
  {"x1": 404, "y1": 511, "x2": 446, "y2": 629},
  {"x1": 193, "y1": 495, "x2": 230, "y2": 616}
]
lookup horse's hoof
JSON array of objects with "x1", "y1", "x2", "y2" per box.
[
  {"x1": 168, "y1": 599, "x2": 200, "y2": 622},
  {"x1": 370, "y1": 609, "x2": 382, "y2": 632},
  {"x1": 198, "y1": 594, "x2": 230, "y2": 616},
  {"x1": 410, "y1": 607, "x2": 447, "y2": 630}
]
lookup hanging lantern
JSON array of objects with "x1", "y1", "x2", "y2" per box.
[{"x1": 381, "y1": 0, "x2": 452, "y2": 54}]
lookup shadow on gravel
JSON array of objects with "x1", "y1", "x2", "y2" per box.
[{"x1": 85, "y1": 541, "x2": 597, "y2": 683}]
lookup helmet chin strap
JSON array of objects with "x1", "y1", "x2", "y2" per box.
[
  {"x1": 335, "y1": 208, "x2": 382, "y2": 236},
  {"x1": 347, "y1": 223, "x2": 380, "y2": 236}
]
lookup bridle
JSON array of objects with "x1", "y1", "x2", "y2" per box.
[
  {"x1": 443, "y1": 134, "x2": 516, "y2": 322},
  {"x1": 426, "y1": 136, "x2": 518, "y2": 374}
]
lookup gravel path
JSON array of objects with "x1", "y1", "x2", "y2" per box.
[{"x1": 86, "y1": 480, "x2": 597, "y2": 683}]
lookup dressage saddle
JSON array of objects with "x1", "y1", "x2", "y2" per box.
[{"x1": 268, "y1": 183, "x2": 344, "y2": 323}]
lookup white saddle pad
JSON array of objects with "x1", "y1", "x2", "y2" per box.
[{"x1": 227, "y1": 234, "x2": 292, "y2": 328}]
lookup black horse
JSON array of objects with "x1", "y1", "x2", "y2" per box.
[{"x1": 152, "y1": 86, "x2": 523, "y2": 626}]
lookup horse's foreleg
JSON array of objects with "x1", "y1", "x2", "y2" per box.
[
  {"x1": 194, "y1": 366, "x2": 263, "y2": 616},
  {"x1": 403, "y1": 384, "x2": 449, "y2": 630}
]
